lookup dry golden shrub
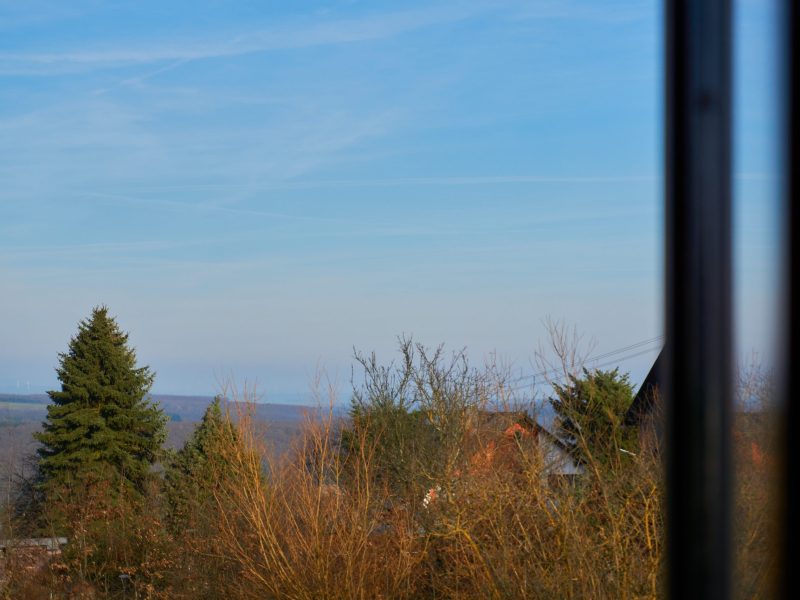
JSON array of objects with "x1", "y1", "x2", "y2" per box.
[
  {"x1": 204, "y1": 394, "x2": 664, "y2": 600},
  {"x1": 211, "y1": 406, "x2": 425, "y2": 600}
]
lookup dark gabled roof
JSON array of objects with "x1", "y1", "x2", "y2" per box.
[{"x1": 624, "y1": 349, "x2": 663, "y2": 426}]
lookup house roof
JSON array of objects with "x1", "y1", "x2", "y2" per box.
[
  {"x1": 624, "y1": 349, "x2": 664, "y2": 426},
  {"x1": 473, "y1": 410, "x2": 572, "y2": 454},
  {"x1": 468, "y1": 410, "x2": 581, "y2": 475}
]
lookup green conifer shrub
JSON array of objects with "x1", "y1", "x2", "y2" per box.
[
  {"x1": 163, "y1": 397, "x2": 245, "y2": 598},
  {"x1": 549, "y1": 367, "x2": 637, "y2": 468},
  {"x1": 164, "y1": 396, "x2": 238, "y2": 531}
]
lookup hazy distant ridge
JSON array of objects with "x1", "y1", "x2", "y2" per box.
[{"x1": 0, "y1": 393, "x2": 318, "y2": 425}]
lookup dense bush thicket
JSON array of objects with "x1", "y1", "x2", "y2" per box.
[{"x1": 0, "y1": 318, "x2": 776, "y2": 599}]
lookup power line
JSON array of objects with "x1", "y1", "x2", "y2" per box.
[
  {"x1": 584, "y1": 336, "x2": 663, "y2": 363},
  {"x1": 507, "y1": 335, "x2": 663, "y2": 387},
  {"x1": 502, "y1": 338, "x2": 663, "y2": 394}
]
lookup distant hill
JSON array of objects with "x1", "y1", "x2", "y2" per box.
[
  {"x1": 0, "y1": 393, "x2": 322, "y2": 425},
  {"x1": 0, "y1": 393, "x2": 335, "y2": 479},
  {"x1": 150, "y1": 394, "x2": 316, "y2": 423},
  {"x1": 0, "y1": 393, "x2": 49, "y2": 405},
  {"x1": 0, "y1": 393, "x2": 49, "y2": 424}
]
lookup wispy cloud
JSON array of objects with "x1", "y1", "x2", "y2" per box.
[
  {"x1": 0, "y1": 93, "x2": 402, "y2": 201},
  {"x1": 509, "y1": 0, "x2": 649, "y2": 24},
  {"x1": 121, "y1": 174, "x2": 659, "y2": 192},
  {"x1": 73, "y1": 188, "x2": 654, "y2": 239},
  {"x1": 0, "y1": 4, "x2": 486, "y2": 75},
  {"x1": 79, "y1": 191, "x2": 396, "y2": 230},
  {"x1": 0, "y1": 1, "x2": 84, "y2": 31},
  {"x1": 0, "y1": 1, "x2": 647, "y2": 76},
  {"x1": 0, "y1": 238, "x2": 223, "y2": 259}
]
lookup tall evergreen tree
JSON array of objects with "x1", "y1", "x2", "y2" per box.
[{"x1": 35, "y1": 306, "x2": 166, "y2": 496}]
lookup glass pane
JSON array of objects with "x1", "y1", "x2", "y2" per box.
[
  {"x1": 0, "y1": 2, "x2": 667, "y2": 597},
  {"x1": 732, "y1": 0, "x2": 782, "y2": 597}
]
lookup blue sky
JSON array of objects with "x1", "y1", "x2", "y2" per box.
[{"x1": 0, "y1": 1, "x2": 780, "y2": 399}]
